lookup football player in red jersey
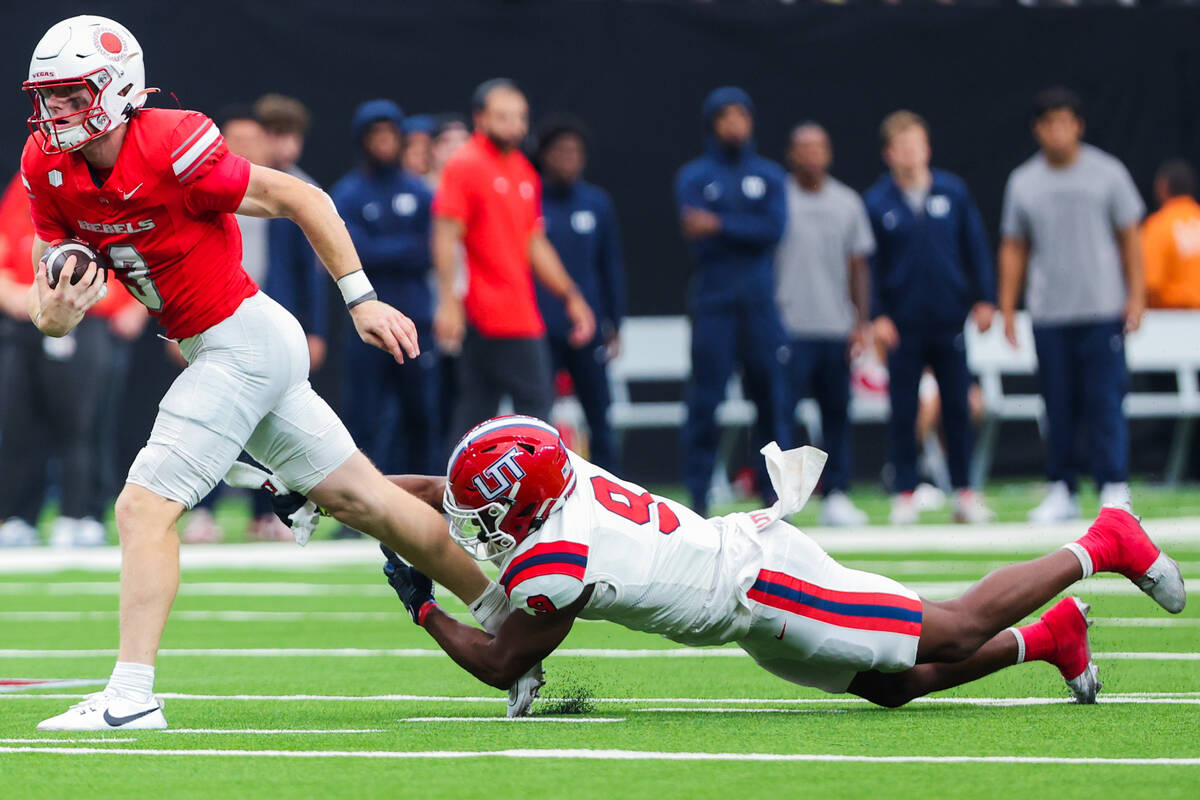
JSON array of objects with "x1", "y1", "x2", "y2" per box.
[{"x1": 23, "y1": 15, "x2": 510, "y2": 731}]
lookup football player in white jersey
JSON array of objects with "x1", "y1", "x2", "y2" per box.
[{"x1": 280, "y1": 415, "x2": 1185, "y2": 709}]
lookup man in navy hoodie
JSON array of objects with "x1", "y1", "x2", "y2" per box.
[
  {"x1": 331, "y1": 100, "x2": 440, "y2": 480},
  {"x1": 534, "y1": 115, "x2": 626, "y2": 472},
  {"x1": 864, "y1": 110, "x2": 996, "y2": 525},
  {"x1": 675, "y1": 87, "x2": 790, "y2": 516}
]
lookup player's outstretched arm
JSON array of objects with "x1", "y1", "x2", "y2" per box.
[
  {"x1": 237, "y1": 164, "x2": 419, "y2": 363},
  {"x1": 382, "y1": 547, "x2": 588, "y2": 690}
]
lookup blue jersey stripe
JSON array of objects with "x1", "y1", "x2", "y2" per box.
[
  {"x1": 751, "y1": 578, "x2": 923, "y2": 624},
  {"x1": 500, "y1": 551, "x2": 589, "y2": 587}
]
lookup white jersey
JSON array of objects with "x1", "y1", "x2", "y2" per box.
[{"x1": 499, "y1": 452, "x2": 761, "y2": 646}]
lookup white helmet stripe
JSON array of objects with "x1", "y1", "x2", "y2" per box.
[{"x1": 447, "y1": 416, "x2": 561, "y2": 471}]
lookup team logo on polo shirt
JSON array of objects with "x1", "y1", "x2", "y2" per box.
[
  {"x1": 393, "y1": 193, "x2": 417, "y2": 216},
  {"x1": 49, "y1": 170, "x2": 63, "y2": 188},
  {"x1": 362, "y1": 202, "x2": 381, "y2": 221},
  {"x1": 703, "y1": 182, "x2": 721, "y2": 201},
  {"x1": 742, "y1": 175, "x2": 766, "y2": 199},
  {"x1": 571, "y1": 210, "x2": 596, "y2": 234},
  {"x1": 494, "y1": 177, "x2": 509, "y2": 194},
  {"x1": 882, "y1": 209, "x2": 899, "y2": 230},
  {"x1": 927, "y1": 195, "x2": 951, "y2": 218},
  {"x1": 519, "y1": 181, "x2": 534, "y2": 200}
]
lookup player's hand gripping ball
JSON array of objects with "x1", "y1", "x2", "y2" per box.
[{"x1": 44, "y1": 239, "x2": 107, "y2": 289}]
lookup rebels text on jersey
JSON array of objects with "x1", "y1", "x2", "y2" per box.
[
  {"x1": 21, "y1": 108, "x2": 257, "y2": 339},
  {"x1": 499, "y1": 452, "x2": 759, "y2": 646}
]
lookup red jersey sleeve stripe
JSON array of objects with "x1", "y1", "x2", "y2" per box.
[{"x1": 173, "y1": 123, "x2": 221, "y2": 177}]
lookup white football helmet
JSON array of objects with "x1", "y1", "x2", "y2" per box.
[{"x1": 23, "y1": 15, "x2": 148, "y2": 153}]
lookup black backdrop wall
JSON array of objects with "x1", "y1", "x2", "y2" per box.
[{"x1": 3, "y1": 2, "x2": 1198, "y2": 485}]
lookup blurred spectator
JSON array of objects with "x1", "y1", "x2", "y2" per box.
[
  {"x1": 253, "y1": 93, "x2": 328, "y2": 372},
  {"x1": 430, "y1": 114, "x2": 470, "y2": 190},
  {"x1": 534, "y1": 114, "x2": 627, "y2": 471},
  {"x1": 865, "y1": 110, "x2": 995, "y2": 525},
  {"x1": 675, "y1": 87, "x2": 790, "y2": 516},
  {"x1": 774, "y1": 122, "x2": 874, "y2": 526},
  {"x1": 331, "y1": 100, "x2": 441, "y2": 482},
  {"x1": 402, "y1": 114, "x2": 435, "y2": 179},
  {"x1": 215, "y1": 105, "x2": 269, "y2": 286},
  {"x1": 1142, "y1": 159, "x2": 1200, "y2": 308},
  {"x1": 0, "y1": 173, "x2": 147, "y2": 547},
  {"x1": 432, "y1": 79, "x2": 594, "y2": 438},
  {"x1": 999, "y1": 87, "x2": 1144, "y2": 522}
]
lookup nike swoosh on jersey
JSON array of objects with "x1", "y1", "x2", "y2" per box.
[
  {"x1": 102, "y1": 705, "x2": 158, "y2": 727},
  {"x1": 122, "y1": 183, "x2": 144, "y2": 200}
]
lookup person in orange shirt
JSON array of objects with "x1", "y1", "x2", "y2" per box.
[
  {"x1": 1142, "y1": 159, "x2": 1200, "y2": 309},
  {"x1": 0, "y1": 172, "x2": 148, "y2": 547}
]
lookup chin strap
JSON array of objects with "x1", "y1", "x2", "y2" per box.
[{"x1": 222, "y1": 462, "x2": 322, "y2": 547}]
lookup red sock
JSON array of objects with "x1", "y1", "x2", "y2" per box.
[
  {"x1": 1068, "y1": 507, "x2": 1156, "y2": 579},
  {"x1": 1013, "y1": 621, "x2": 1055, "y2": 663}
]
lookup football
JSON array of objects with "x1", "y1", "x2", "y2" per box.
[{"x1": 44, "y1": 238, "x2": 107, "y2": 289}]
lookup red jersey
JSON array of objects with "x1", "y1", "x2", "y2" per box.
[
  {"x1": 20, "y1": 108, "x2": 256, "y2": 339},
  {"x1": 433, "y1": 131, "x2": 545, "y2": 338},
  {"x1": 0, "y1": 172, "x2": 138, "y2": 319}
]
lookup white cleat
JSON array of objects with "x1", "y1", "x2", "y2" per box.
[
  {"x1": 818, "y1": 492, "x2": 869, "y2": 527},
  {"x1": 37, "y1": 691, "x2": 167, "y2": 731},
  {"x1": 1133, "y1": 551, "x2": 1187, "y2": 615},
  {"x1": 1028, "y1": 481, "x2": 1080, "y2": 524},
  {"x1": 507, "y1": 663, "x2": 545, "y2": 718}
]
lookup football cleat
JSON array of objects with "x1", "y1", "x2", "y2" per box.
[
  {"x1": 507, "y1": 663, "x2": 545, "y2": 718},
  {"x1": 1089, "y1": 507, "x2": 1187, "y2": 614},
  {"x1": 1040, "y1": 597, "x2": 1101, "y2": 705},
  {"x1": 37, "y1": 690, "x2": 166, "y2": 731}
]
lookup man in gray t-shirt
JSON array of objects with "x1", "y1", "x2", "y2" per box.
[
  {"x1": 774, "y1": 123, "x2": 874, "y2": 526},
  {"x1": 998, "y1": 87, "x2": 1146, "y2": 523}
]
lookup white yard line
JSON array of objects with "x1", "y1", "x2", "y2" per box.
[
  {"x1": 2, "y1": 692, "x2": 1199, "y2": 706},
  {"x1": 0, "y1": 518, "x2": 1199, "y2": 574},
  {"x1": 1, "y1": 746, "x2": 1199, "y2": 765},
  {"x1": 2, "y1": 610, "x2": 1195, "y2": 628},
  {"x1": 0, "y1": 738, "x2": 134, "y2": 743},
  {"x1": 400, "y1": 717, "x2": 625, "y2": 723},
  {"x1": 1, "y1": 647, "x2": 1196, "y2": 660},
  {"x1": 165, "y1": 729, "x2": 386, "y2": 734},
  {"x1": 2, "y1": 577, "x2": 1192, "y2": 600}
]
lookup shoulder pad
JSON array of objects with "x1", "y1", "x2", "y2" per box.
[{"x1": 500, "y1": 541, "x2": 588, "y2": 616}]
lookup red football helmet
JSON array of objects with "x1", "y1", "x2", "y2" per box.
[{"x1": 444, "y1": 416, "x2": 577, "y2": 560}]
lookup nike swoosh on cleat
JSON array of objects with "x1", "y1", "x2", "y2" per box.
[{"x1": 102, "y1": 706, "x2": 158, "y2": 727}]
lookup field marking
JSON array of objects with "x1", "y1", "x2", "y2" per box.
[
  {"x1": 0, "y1": 679, "x2": 105, "y2": 694},
  {"x1": 2, "y1": 576, "x2": 1192, "y2": 601},
  {"x1": 1, "y1": 647, "x2": 1196, "y2": 661},
  {"x1": 400, "y1": 717, "x2": 624, "y2": 723},
  {"x1": 165, "y1": 728, "x2": 386, "y2": 734},
  {"x1": 0, "y1": 738, "x2": 135, "y2": 743},
  {"x1": 3, "y1": 692, "x2": 1200, "y2": 706},
  {"x1": 1, "y1": 517, "x2": 1198, "y2": 574},
  {"x1": 2, "y1": 746, "x2": 1199, "y2": 765},
  {"x1": 635, "y1": 708, "x2": 848, "y2": 714}
]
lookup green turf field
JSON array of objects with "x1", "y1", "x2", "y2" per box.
[{"x1": 1, "y1": 523, "x2": 1198, "y2": 799}]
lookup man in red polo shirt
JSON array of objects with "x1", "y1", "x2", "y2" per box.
[{"x1": 433, "y1": 78, "x2": 594, "y2": 438}]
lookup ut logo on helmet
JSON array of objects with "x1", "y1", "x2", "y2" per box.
[{"x1": 473, "y1": 446, "x2": 527, "y2": 501}]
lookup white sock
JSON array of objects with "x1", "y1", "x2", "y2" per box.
[
  {"x1": 106, "y1": 661, "x2": 155, "y2": 702},
  {"x1": 1061, "y1": 542, "x2": 1095, "y2": 579},
  {"x1": 468, "y1": 581, "x2": 510, "y2": 634},
  {"x1": 1006, "y1": 627, "x2": 1026, "y2": 664}
]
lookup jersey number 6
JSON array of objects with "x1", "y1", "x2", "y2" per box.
[{"x1": 590, "y1": 475, "x2": 680, "y2": 535}]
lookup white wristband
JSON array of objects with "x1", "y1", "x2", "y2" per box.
[{"x1": 337, "y1": 270, "x2": 376, "y2": 308}]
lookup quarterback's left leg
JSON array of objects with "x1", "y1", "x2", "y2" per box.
[{"x1": 247, "y1": 382, "x2": 491, "y2": 607}]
